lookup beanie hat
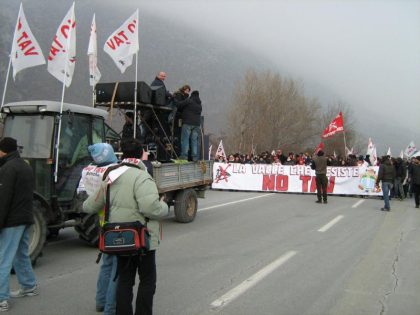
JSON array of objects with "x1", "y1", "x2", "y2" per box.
[
  {"x1": 88, "y1": 143, "x2": 118, "y2": 166},
  {"x1": 0, "y1": 137, "x2": 18, "y2": 153}
]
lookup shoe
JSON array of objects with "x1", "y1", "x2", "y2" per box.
[
  {"x1": 323, "y1": 200, "x2": 328, "y2": 204},
  {"x1": 0, "y1": 300, "x2": 9, "y2": 312},
  {"x1": 380, "y1": 208, "x2": 387, "y2": 211},
  {"x1": 10, "y1": 285, "x2": 38, "y2": 298},
  {"x1": 96, "y1": 305, "x2": 104, "y2": 312},
  {"x1": 416, "y1": 205, "x2": 419, "y2": 209},
  {"x1": 315, "y1": 200, "x2": 322, "y2": 204}
]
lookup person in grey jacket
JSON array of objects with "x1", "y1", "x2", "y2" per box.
[
  {"x1": 83, "y1": 139, "x2": 168, "y2": 315},
  {"x1": 311, "y1": 150, "x2": 329, "y2": 204},
  {"x1": 376, "y1": 156, "x2": 396, "y2": 211}
]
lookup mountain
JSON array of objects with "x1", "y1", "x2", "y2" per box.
[{"x1": 0, "y1": 0, "x2": 270, "y2": 135}]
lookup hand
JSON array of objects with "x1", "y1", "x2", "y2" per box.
[{"x1": 160, "y1": 195, "x2": 165, "y2": 202}]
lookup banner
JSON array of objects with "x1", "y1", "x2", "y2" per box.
[
  {"x1": 104, "y1": 9, "x2": 139, "y2": 73},
  {"x1": 321, "y1": 112, "x2": 344, "y2": 138},
  {"x1": 212, "y1": 163, "x2": 381, "y2": 196},
  {"x1": 47, "y1": 2, "x2": 76, "y2": 87},
  {"x1": 87, "y1": 14, "x2": 101, "y2": 86},
  {"x1": 10, "y1": 3, "x2": 45, "y2": 79}
]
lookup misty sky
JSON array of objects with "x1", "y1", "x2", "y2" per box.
[{"x1": 138, "y1": 0, "x2": 420, "y2": 153}]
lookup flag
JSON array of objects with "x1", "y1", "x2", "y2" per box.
[
  {"x1": 333, "y1": 150, "x2": 337, "y2": 158},
  {"x1": 87, "y1": 14, "x2": 101, "y2": 86},
  {"x1": 314, "y1": 142, "x2": 324, "y2": 155},
  {"x1": 400, "y1": 150, "x2": 404, "y2": 159},
  {"x1": 404, "y1": 141, "x2": 417, "y2": 157},
  {"x1": 47, "y1": 3, "x2": 76, "y2": 87},
  {"x1": 208, "y1": 145, "x2": 213, "y2": 160},
  {"x1": 386, "y1": 147, "x2": 391, "y2": 156},
  {"x1": 370, "y1": 145, "x2": 378, "y2": 166},
  {"x1": 321, "y1": 112, "x2": 344, "y2": 138},
  {"x1": 215, "y1": 140, "x2": 226, "y2": 160},
  {"x1": 366, "y1": 138, "x2": 374, "y2": 155},
  {"x1": 345, "y1": 146, "x2": 353, "y2": 156},
  {"x1": 10, "y1": 3, "x2": 45, "y2": 79},
  {"x1": 104, "y1": 10, "x2": 139, "y2": 73}
]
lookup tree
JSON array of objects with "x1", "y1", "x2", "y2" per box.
[{"x1": 225, "y1": 69, "x2": 321, "y2": 154}]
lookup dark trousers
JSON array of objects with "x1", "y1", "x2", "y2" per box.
[
  {"x1": 116, "y1": 251, "x2": 156, "y2": 315},
  {"x1": 413, "y1": 184, "x2": 420, "y2": 207},
  {"x1": 316, "y1": 174, "x2": 328, "y2": 201}
]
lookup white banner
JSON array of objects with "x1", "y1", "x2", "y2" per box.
[
  {"x1": 47, "y1": 2, "x2": 76, "y2": 87},
  {"x1": 11, "y1": 3, "x2": 45, "y2": 79},
  {"x1": 104, "y1": 9, "x2": 139, "y2": 73},
  {"x1": 87, "y1": 14, "x2": 101, "y2": 86},
  {"x1": 212, "y1": 163, "x2": 382, "y2": 196}
]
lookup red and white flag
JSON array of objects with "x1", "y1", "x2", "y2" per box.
[
  {"x1": 314, "y1": 142, "x2": 324, "y2": 155},
  {"x1": 10, "y1": 3, "x2": 45, "y2": 79},
  {"x1": 215, "y1": 140, "x2": 226, "y2": 161},
  {"x1": 404, "y1": 141, "x2": 417, "y2": 157},
  {"x1": 87, "y1": 14, "x2": 101, "y2": 87},
  {"x1": 321, "y1": 112, "x2": 344, "y2": 138},
  {"x1": 47, "y1": 2, "x2": 76, "y2": 87},
  {"x1": 104, "y1": 10, "x2": 139, "y2": 73},
  {"x1": 370, "y1": 145, "x2": 378, "y2": 166}
]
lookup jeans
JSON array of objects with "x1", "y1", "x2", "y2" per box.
[
  {"x1": 0, "y1": 225, "x2": 37, "y2": 301},
  {"x1": 382, "y1": 182, "x2": 393, "y2": 209},
  {"x1": 180, "y1": 124, "x2": 200, "y2": 161},
  {"x1": 116, "y1": 251, "x2": 156, "y2": 315},
  {"x1": 394, "y1": 178, "x2": 404, "y2": 198},
  {"x1": 96, "y1": 254, "x2": 117, "y2": 315}
]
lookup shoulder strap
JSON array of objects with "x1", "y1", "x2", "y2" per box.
[
  {"x1": 102, "y1": 162, "x2": 141, "y2": 180},
  {"x1": 104, "y1": 183, "x2": 111, "y2": 222}
]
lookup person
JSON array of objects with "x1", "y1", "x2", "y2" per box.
[
  {"x1": 83, "y1": 139, "x2": 168, "y2": 315},
  {"x1": 394, "y1": 157, "x2": 406, "y2": 200},
  {"x1": 122, "y1": 112, "x2": 142, "y2": 141},
  {"x1": 375, "y1": 156, "x2": 396, "y2": 211},
  {"x1": 311, "y1": 150, "x2": 329, "y2": 204},
  {"x1": 0, "y1": 137, "x2": 38, "y2": 312},
  {"x1": 408, "y1": 156, "x2": 420, "y2": 208},
  {"x1": 177, "y1": 90, "x2": 202, "y2": 161},
  {"x1": 80, "y1": 143, "x2": 119, "y2": 315},
  {"x1": 150, "y1": 71, "x2": 172, "y2": 105}
]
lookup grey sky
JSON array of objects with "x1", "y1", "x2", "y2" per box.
[{"x1": 139, "y1": 0, "x2": 420, "y2": 153}]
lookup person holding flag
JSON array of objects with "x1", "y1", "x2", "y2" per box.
[{"x1": 311, "y1": 150, "x2": 329, "y2": 204}]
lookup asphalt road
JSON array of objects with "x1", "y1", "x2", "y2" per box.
[{"x1": 7, "y1": 190, "x2": 420, "y2": 315}]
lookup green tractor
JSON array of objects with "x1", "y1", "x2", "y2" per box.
[{"x1": 0, "y1": 100, "x2": 120, "y2": 264}]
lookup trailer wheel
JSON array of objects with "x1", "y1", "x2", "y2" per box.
[
  {"x1": 29, "y1": 201, "x2": 48, "y2": 265},
  {"x1": 174, "y1": 189, "x2": 197, "y2": 223},
  {"x1": 75, "y1": 213, "x2": 99, "y2": 245}
]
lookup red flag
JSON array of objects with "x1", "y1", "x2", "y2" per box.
[
  {"x1": 314, "y1": 142, "x2": 324, "y2": 154},
  {"x1": 321, "y1": 112, "x2": 344, "y2": 138}
]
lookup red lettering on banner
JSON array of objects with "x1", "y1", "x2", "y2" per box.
[
  {"x1": 60, "y1": 19, "x2": 76, "y2": 39},
  {"x1": 310, "y1": 177, "x2": 317, "y2": 192},
  {"x1": 17, "y1": 18, "x2": 22, "y2": 31},
  {"x1": 48, "y1": 36, "x2": 64, "y2": 61},
  {"x1": 327, "y1": 177, "x2": 335, "y2": 193},
  {"x1": 106, "y1": 40, "x2": 116, "y2": 50},
  {"x1": 118, "y1": 31, "x2": 128, "y2": 41},
  {"x1": 128, "y1": 20, "x2": 136, "y2": 33},
  {"x1": 275, "y1": 175, "x2": 288, "y2": 191},
  {"x1": 17, "y1": 31, "x2": 29, "y2": 43},
  {"x1": 262, "y1": 175, "x2": 275, "y2": 191},
  {"x1": 300, "y1": 175, "x2": 311, "y2": 192}
]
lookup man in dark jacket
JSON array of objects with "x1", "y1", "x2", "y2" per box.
[
  {"x1": 394, "y1": 157, "x2": 406, "y2": 200},
  {"x1": 376, "y1": 156, "x2": 396, "y2": 211},
  {"x1": 150, "y1": 71, "x2": 172, "y2": 105},
  {"x1": 312, "y1": 150, "x2": 329, "y2": 204},
  {"x1": 0, "y1": 137, "x2": 38, "y2": 312},
  {"x1": 409, "y1": 156, "x2": 420, "y2": 208},
  {"x1": 177, "y1": 90, "x2": 202, "y2": 161}
]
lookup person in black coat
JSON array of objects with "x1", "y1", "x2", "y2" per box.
[
  {"x1": 0, "y1": 137, "x2": 38, "y2": 311},
  {"x1": 177, "y1": 90, "x2": 202, "y2": 161},
  {"x1": 409, "y1": 156, "x2": 420, "y2": 208}
]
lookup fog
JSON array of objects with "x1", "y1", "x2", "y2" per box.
[{"x1": 137, "y1": 0, "x2": 420, "y2": 153}]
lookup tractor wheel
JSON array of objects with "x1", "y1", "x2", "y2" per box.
[
  {"x1": 29, "y1": 201, "x2": 48, "y2": 265},
  {"x1": 174, "y1": 189, "x2": 198, "y2": 223},
  {"x1": 75, "y1": 213, "x2": 99, "y2": 246}
]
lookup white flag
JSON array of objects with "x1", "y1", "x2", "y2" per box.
[
  {"x1": 404, "y1": 141, "x2": 417, "y2": 157},
  {"x1": 87, "y1": 14, "x2": 101, "y2": 86},
  {"x1": 208, "y1": 145, "x2": 213, "y2": 160},
  {"x1": 387, "y1": 147, "x2": 391, "y2": 156},
  {"x1": 104, "y1": 10, "x2": 139, "y2": 73},
  {"x1": 400, "y1": 150, "x2": 404, "y2": 159},
  {"x1": 370, "y1": 145, "x2": 378, "y2": 166},
  {"x1": 47, "y1": 3, "x2": 76, "y2": 87},
  {"x1": 215, "y1": 140, "x2": 226, "y2": 160},
  {"x1": 366, "y1": 138, "x2": 374, "y2": 155},
  {"x1": 10, "y1": 3, "x2": 45, "y2": 79}
]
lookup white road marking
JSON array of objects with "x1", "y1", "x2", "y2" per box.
[
  {"x1": 210, "y1": 250, "x2": 297, "y2": 310},
  {"x1": 318, "y1": 215, "x2": 344, "y2": 232},
  {"x1": 198, "y1": 193, "x2": 274, "y2": 212},
  {"x1": 352, "y1": 199, "x2": 365, "y2": 208}
]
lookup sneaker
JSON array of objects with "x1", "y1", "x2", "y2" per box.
[
  {"x1": 10, "y1": 285, "x2": 38, "y2": 298},
  {"x1": 323, "y1": 200, "x2": 328, "y2": 204},
  {"x1": 0, "y1": 300, "x2": 9, "y2": 312}
]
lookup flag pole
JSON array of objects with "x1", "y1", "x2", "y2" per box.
[
  {"x1": 54, "y1": 3, "x2": 74, "y2": 182},
  {"x1": 0, "y1": 58, "x2": 12, "y2": 113},
  {"x1": 343, "y1": 131, "x2": 347, "y2": 157},
  {"x1": 133, "y1": 52, "x2": 138, "y2": 139}
]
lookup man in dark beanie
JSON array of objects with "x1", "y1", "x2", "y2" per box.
[
  {"x1": 312, "y1": 150, "x2": 329, "y2": 204},
  {"x1": 0, "y1": 137, "x2": 38, "y2": 312}
]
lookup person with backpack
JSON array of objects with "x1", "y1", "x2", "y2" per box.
[{"x1": 83, "y1": 139, "x2": 168, "y2": 315}]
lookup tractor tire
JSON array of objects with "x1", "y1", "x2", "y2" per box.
[
  {"x1": 29, "y1": 201, "x2": 48, "y2": 265},
  {"x1": 174, "y1": 189, "x2": 198, "y2": 223},
  {"x1": 75, "y1": 213, "x2": 99, "y2": 246}
]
